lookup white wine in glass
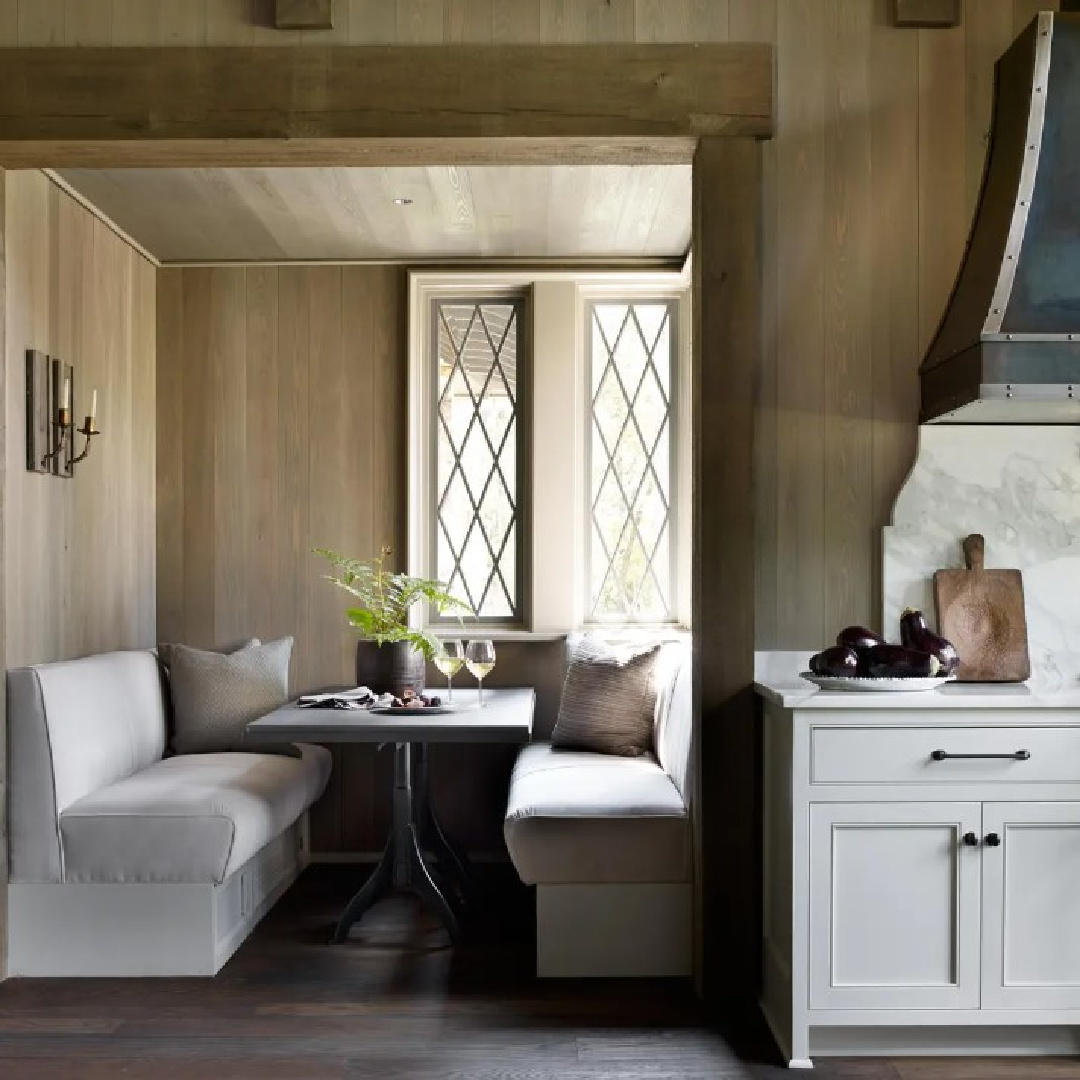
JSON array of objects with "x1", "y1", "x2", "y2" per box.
[
  {"x1": 433, "y1": 640, "x2": 464, "y2": 704},
  {"x1": 465, "y1": 639, "x2": 496, "y2": 708}
]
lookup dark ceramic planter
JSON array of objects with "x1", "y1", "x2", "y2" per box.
[{"x1": 355, "y1": 639, "x2": 426, "y2": 696}]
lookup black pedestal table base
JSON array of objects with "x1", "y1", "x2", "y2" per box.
[{"x1": 331, "y1": 742, "x2": 467, "y2": 944}]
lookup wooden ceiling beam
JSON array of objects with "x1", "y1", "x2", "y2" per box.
[{"x1": 0, "y1": 44, "x2": 773, "y2": 168}]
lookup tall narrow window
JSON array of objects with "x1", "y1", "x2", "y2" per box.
[
  {"x1": 588, "y1": 300, "x2": 676, "y2": 623},
  {"x1": 433, "y1": 297, "x2": 527, "y2": 623}
]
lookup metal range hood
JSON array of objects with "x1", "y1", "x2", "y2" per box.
[{"x1": 921, "y1": 11, "x2": 1080, "y2": 423}]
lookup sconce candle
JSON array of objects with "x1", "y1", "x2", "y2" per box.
[
  {"x1": 61, "y1": 376, "x2": 71, "y2": 411},
  {"x1": 89, "y1": 389, "x2": 98, "y2": 426}
]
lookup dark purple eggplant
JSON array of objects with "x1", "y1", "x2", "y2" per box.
[
  {"x1": 899, "y1": 608, "x2": 959, "y2": 675},
  {"x1": 836, "y1": 626, "x2": 888, "y2": 675},
  {"x1": 809, "y1": 645, "x2": 859, "y2": 678},
  {"x1": 863, "y1": 643, "x2": 942, "y2": 679},
  {"x1": 836, "y1": 625, "x2": 887, "y2": 652}
]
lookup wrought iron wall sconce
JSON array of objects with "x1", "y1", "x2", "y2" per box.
[{"x1": 26, "y1": 350, "x2": 101, "y2": 478}]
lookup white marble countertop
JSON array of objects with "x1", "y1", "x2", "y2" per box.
[{"x1": 754, "y1": 652, "x2": 1080, "y2": 710}]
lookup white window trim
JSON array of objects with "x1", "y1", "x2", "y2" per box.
[{"x1": 408, "y1": 269, "x2": 691, "y2": 637}]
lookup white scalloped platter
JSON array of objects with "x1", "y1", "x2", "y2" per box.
[{"x1": 800, "y1": 673, "x2": 956, "y2": 693}]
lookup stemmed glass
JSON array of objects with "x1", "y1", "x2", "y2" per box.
[
  {"x1": 433, "y1": 640, "x2": 464, "y2": 705},
  {"x1": 465, "y1": 639, "x2": 496, "y2": 708}
]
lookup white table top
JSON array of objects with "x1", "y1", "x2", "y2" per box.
[{"x1": 246, "y1": 686, "x2": 535, "y2": 744}]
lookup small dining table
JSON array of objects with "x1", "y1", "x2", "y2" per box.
[{"x1": 245, "y1": 687, "x2": 534, "y2": 944}]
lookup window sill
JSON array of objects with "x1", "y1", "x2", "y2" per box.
[{"x1": 424, "y1": 629, "x2": 567, "y2": 642}]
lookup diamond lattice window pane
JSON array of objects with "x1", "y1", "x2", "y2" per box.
[
  {"x1": 435, "y1": 299, "x2": 523, "y2": 621},
  {"x1": 589, "y1": 301, "x2": 675, "y2": 622}
]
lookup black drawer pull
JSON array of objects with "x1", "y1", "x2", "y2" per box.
[{"x1": 930, "y1": 749, "x2": 1031, "y2": 761}]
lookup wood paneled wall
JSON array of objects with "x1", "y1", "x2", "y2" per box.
[
  {"x1": 4, "y1": 171, "x2": 157, "y2": 670},
  {"x1": 0, "y1": 0, "x2": 1055, "y2": 648},
  {"x1": 155, "y1": 265, "x2": 408, "y2": 853},
  {"x1": 1, "y1": 169, "x2": 157, "y2": 971}
]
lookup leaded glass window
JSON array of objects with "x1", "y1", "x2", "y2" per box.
[
  {"x1": 433, "y1": 297, "x2": 526, "y2": 623},
  {"x1": 588, "y1": 300, "x2": 675, "y2": 622}
]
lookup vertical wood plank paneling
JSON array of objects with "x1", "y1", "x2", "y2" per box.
[
  {"x1": 155, "y1": 264, "x2": 406, "y2": 854},
  {"x1": 179, "y1": 269, "x2": 216, "y2": 645},
  {"x1": 822, "y1": 0, "x2": 874, "y2": 636},
  {"x1": 63, "y1": 0, "x2": 113, "y2": 44},
  {"x1": 156, "y1": 0, "x2": 207, "y2": 44},
  {"x1": 693, "y1": 135, "x2": 761, "y2": 1003},
  {"x1": 965, "y1": 1, "x2": 1015, "y2": 217},
  {"x1": 111, "y1": 0, "x2": 160, "y2": 44},
  {"x1": 244, "y1": 266, "x2": 282, "y2": 640},
  {"x1": 344, "y1": 0, "x2": 396, "y2": 42},
  {"x1": 276, "y1": 268, "x2": 312, "y2": 683},
  {"x1": 917, "y1": 21, "x2": 967, "y2": 357},
  {"x1": 5, "y1": 172, "x2": 156, "y2": 665},
  {"x1": 869, "y1": 0, "x2": 919, "y2": 624},
  {"x1": 585, "y1": 0, "x2": 634, "y2": 42},
  {"x1": 0, "y1": 1, "x2": 17, "y2": 41},
  {"x1": 445, "y1": 0, "x2": 491, "y2": 42},
  {"x1": 156, "y1": 269, "x2": 184, "y2": 642},
  {"x1": 15, "y1": 0, "x2": 64, "y2": 44},
  {"x1": 210, "y1": 269, "x2": 249, "y2": 644},
  {"x1": 775, "y1": 0, "x2": 826, "y2": 648},
  {"x1": 398, "y1": 0, "x2": 446, "y2": 43},
  {"x1": 731, "y1": 0, "x2": 778, "y2": 646},
  {"x1": 132, "y1": 255, "x2": 157, "y2": 643}
]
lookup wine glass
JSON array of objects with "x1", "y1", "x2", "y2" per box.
[
  {"x1": 433, "y1": 639, "x2": 464, "y2": 704},
  {"x1": 465, "y1": 639, "x2": 496, "y2": 708}
]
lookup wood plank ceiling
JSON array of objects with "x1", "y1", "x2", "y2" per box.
[{"x1": 55, "y1": 165, "x2": 692, "y2": 264}]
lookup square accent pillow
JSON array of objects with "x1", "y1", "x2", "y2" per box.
[
  {"x1": 551, "y1": 636, "x2": 662, "y2": 757},
  {"x1": 166, "y1": 637, "x2": 294, "y2": 755}
]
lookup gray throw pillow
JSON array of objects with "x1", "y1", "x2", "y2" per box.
[
  {"x1": 551, "y1": 637, "x2": 662, "y2": 757},
  {"x1": 167, "y1": 637, "x2": 294, "y2": 755}
]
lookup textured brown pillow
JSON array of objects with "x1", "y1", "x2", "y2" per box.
[
  {"x1": 551, "y1": 637, "x2": 662, "y2": 757},
  {"x1": 166, "y1": 637, "x2": 294, "y2": 755}
]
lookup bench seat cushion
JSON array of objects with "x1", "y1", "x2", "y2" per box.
[
  {"x1": 504, "y1": 742, "x2": 689, "y2": 885},
  {"x1": 59, "y1": 745, "x2": 331, "y2": 885}
]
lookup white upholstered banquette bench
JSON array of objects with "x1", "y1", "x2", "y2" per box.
[
  {"x1": 503, "y1": 637, "x2": 693, "y2": 978},
  {"x1": 6, "y1": 649, "x2": 330, "y2": 976}
]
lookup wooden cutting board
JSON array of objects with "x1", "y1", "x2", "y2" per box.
[{"x1": 933, "y1": 533, "x2": 1030, "y2": 682}]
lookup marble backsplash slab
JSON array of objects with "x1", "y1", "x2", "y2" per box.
[{"x1": 883, "y1": 426, "x2": 1080, "y2": 691}]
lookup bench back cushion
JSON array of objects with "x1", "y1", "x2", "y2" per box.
[
  {"x1": 653, "y1": 641, "x2": 693, "y2": 803},
  {"x1": 562, "y1": 633, "x2": 693, "y2": 804},
  {"x1": 8, "y1": 650, "x2": 166, "y2": 882}
]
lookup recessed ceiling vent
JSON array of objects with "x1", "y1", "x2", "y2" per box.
[{"x1": 920, "y1": 12, "x2": 1080, "y2": 423}]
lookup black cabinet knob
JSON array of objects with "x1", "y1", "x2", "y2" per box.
[
  {"x1": 962, "y1": 832, "x2": 980, "y2": 847},
  {"x1": 984, "y1": 832, "x2": 1002, "y2": 847}
]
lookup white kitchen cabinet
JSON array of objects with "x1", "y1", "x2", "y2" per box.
[
  {"x1": 981, "y1": 801, "x2": 1080, "y2": 1011},
  {"x1": 758, "y1": 684, "x2": 1080, "y2": 1068},
  {"x1": 809, "y1": 802, "x2": 982, "y2": 1012}
]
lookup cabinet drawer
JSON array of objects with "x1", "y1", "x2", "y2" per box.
[{"x1": 811, "y1": 726, "x2": 1080, "y2": 784}]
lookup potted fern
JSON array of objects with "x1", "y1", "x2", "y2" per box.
[{"x1": 314, "y1": 545, "x2": 470, "y2": 695}]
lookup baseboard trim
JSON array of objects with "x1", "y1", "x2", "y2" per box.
[{"x1": 811, "y1": 1025, "x2": 1080, "y2": 1059}]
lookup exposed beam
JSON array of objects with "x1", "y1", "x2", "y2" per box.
[
  {"x1": 0, "y1": 45, "x2": 773, "y2": 168},
  {"x1": 692, "y1": 136, "x2": 762, "y2": 1007},
  {"x1": 275, "y1": 0, "x2": 333, "y2": 30}
]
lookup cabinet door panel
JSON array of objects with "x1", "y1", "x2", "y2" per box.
[
  {"x1": 810, "y1": 803, "x2": 982, "y2": 1010},
  {"x1": 982, "y1": 801, "x2": 1080, "y2": 1010}
]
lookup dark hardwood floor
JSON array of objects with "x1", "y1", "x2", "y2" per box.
[{"x1": 0, "y1": 866, "x2": 1076, "y2": 1079}]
